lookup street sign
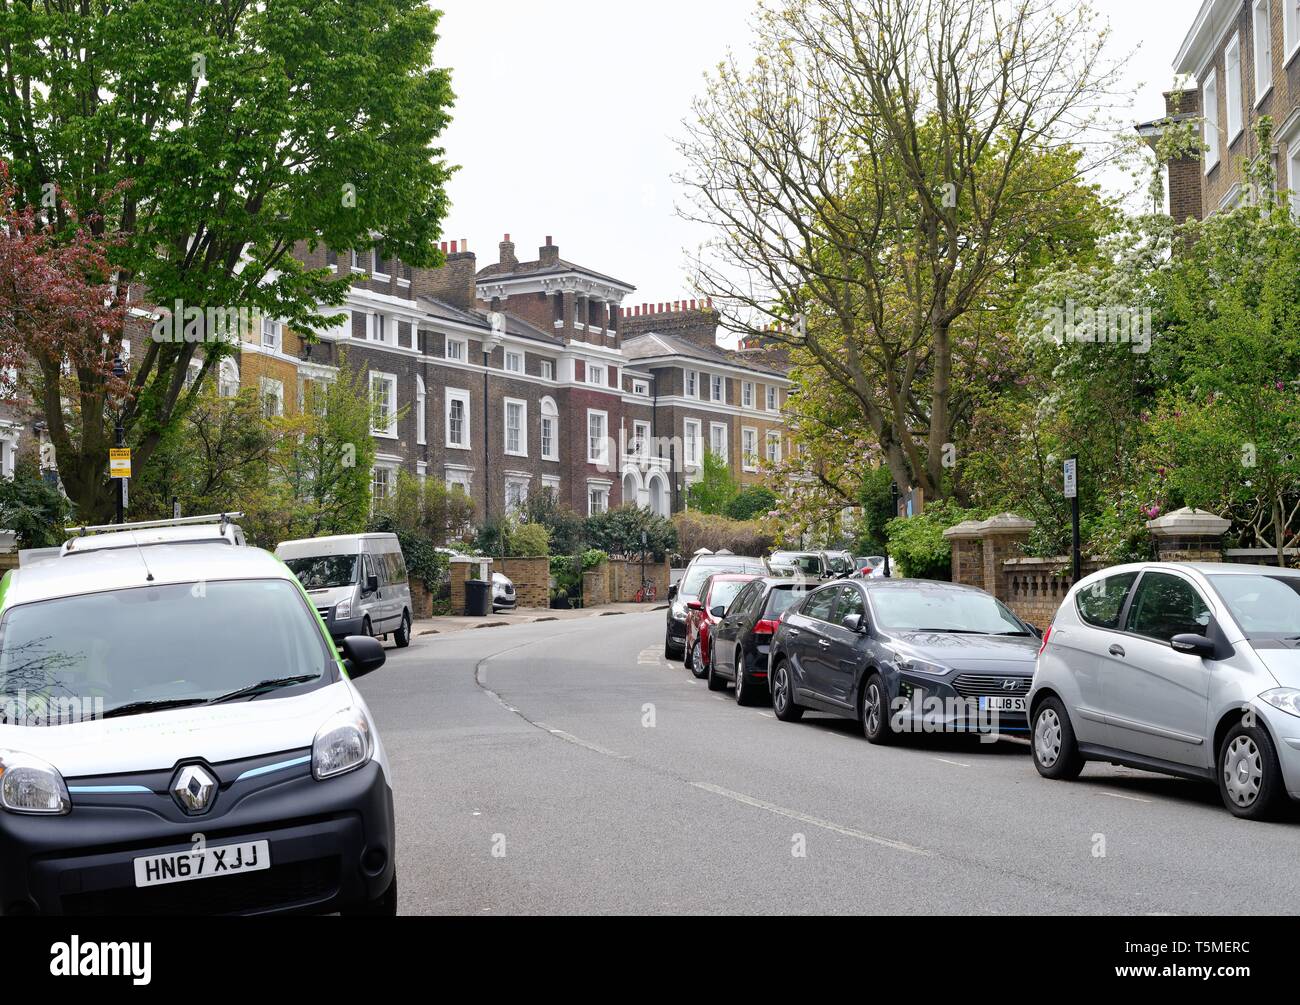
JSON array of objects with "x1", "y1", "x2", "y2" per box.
[
  {"x1": 109, "y1": 447, "x2": 131, "y2": 479},
  {"x1": 1063, "y1": 457, "x2": 1077, "y2": 499}
]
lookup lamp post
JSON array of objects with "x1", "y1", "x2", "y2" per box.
[
  {"x1": 112, "y1": 355, "x2": 127, "y2": 524},
  {"x1": 483, "y1": 312, "x2": 506, "y2": 523}
]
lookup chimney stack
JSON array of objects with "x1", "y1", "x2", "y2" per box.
[
  {"x1": 411, "y1": 241, "x2": 478, "y2": 310},
  {"x1": 499, "y1": 233, "x2": 517, "y2": 266},
  {"x1": 539, "y1": 236, "x2": 560, "y2": 267}
]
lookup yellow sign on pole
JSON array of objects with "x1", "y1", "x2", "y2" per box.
[{"x1": 109, "y1": 447, "x2": 131, "y2": 479}]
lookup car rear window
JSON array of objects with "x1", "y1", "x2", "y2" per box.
[
  {"x1": 765, "y1": 584, "x2": 812, "y2": 616},
  {"x1": 708, "y1": 579, "x2": 749, "y2": 611},
  {"x1": 1075, "y1": 572, "x2": 1139, "y2": 629},
  {"x1": 681, "y1": 561, "x2": 762, "y2": 595}
]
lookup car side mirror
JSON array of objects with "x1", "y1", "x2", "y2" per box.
[
  {"x1": 1171, "y1": 633, "x2": 1215, "y2": 658},
  {"x1": 841, "y1": 613, "x2": 865, "y2": 633},
  {"x1": 340, "y1": 635, "x2": 386, "y2": 678},
  {"x1": 710, "y1": 605, "x2": 726, "y2": 618},
  {"x1": 1027, "y1": 623, "x2": 1043, "y2": 639},
  {"x1": 687, "y1": 600, "x2": 703, "y2": 611},
  {"x1": 667, "y1": 585, "x2": 678, "y2": 600}
]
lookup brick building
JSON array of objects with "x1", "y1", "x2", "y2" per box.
[{"x1": 1143, "y1": 0, "x2": 1300, "y2": 220}]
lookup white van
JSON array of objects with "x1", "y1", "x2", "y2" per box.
[{"x1": 276, "y1": 534, "x2": 413, "y2": 649}]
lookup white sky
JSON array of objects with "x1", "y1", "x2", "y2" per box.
[{"x1": 433, "y1": 0, "x2": 1194, "y2": 303}]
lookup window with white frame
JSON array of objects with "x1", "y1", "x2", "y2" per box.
[
  {"x1": 684, "y1": 419, "x2": 701, "y2": 467},
  {"x1": 741, "y1": 427, "x2": 758, "y2": 471},
  {"x1": 370, "y1": 372, "x2": 397, "y2": 436},
  {"x1": 415, "y1": 374, "x2": 427, "y2": 445},
  {"x1": 540, "y1": 397, "x2": 559, "y2": 461},
  {"x1": 685, "y1": 369, "x2": 698, "y2": 398},
  {"x1": 504, "y1": 350, "x2": 523, "y2": 374},
  {"x1": 766, "y1": 385, "x2": 778, "y2": 411},
  {"x1": 371, "y1": 465, "x2": 394, "y2": 504},
  {"x1": 261, "y1": 317, "x2": 282, "y2": 352},
  {"x1": 542, "y1": 475, "x2": 562, "y2": 496},
  {"x1": 1255, "y1": 1, "x2": 1273, "y2": 99},
  {"x1": 368, "y1": 313, "x2": 389, "y2": 344},
  {"x1": 505, "y1": 476, "x2": 529, "y2": 514},
  {"x1": 587, "y1": 410, "x2": 608, "y2": 465},
  {"x1": 630, "y1": 419, "x2": 651, "y2": 461},
  {"x1": 587, "y1": 361, "x2": 606, "y2": 387},
  {"x1": 504, "y1": 398, "x2": 527, "y2": 456},
  {"x1": 742, "y1": 381, "x2": 754, "y2": 408},
  {"x1": 710, "y1": 374, "x2": 724, "y2": 402},
  {"x1": 709, "y1": 422, "x2": 728, "y2": 460},
  {"x1": 350, "y1": 249, "x2": 363, "y2": 272},
  {"x1": 446, "y1": 388, "x2": 470, "y2": 449},
  {"x1": 446, "y1": 468, "x2": 472, "y2": 495},
  {"x1": 540, "y1": 359, "x2": 554, "y2": 381},
  {"x1": 587, "y1": 483, "x2": 610, "y2": 515},
  {"x1": 1225, "y1": 33, "x2": 1243, "y2": 144},
  {"x1": 218, "y1": 357, "x2": 240, "y2": 399},
  {"x1": 766, "y1": 431, "x2": 782, "y2": 464},
  {"x1": 1289, "y1": 142, "x2": 1300, "y2": 218},
  {"x1": 260, "y1": 376, "x2": 284, "y2": 418},
  {"x1": 445, "y1": 336, "x2": 467, "y2": 362},
  {"x1": 372, "y1": 247, "x2": 389, "y2": 279},
  {"x1": 1288, "y1": 0, "x2": 1300, "y2": 60},
  {"x1": 1203, "y1": 69, "x2": 1220, "y2": 172},
  {"x1": 633, "y1": 379, "x2": 649, "y2": 396}
]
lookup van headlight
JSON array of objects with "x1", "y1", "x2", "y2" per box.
[
  {"x1": 312, "y1": 708, "x2": 373, "y2": 780},
  {"x1": 0, "y1": 751, "x2": 70, "y2": 815},
  {"x1": 1260, "y1": 689, "x2": 1300, "y2": 719},
  {"x1": 335, "y1": 597, "x2": 353, "y2": 619}
]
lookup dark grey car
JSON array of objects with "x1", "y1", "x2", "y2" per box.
[{"x1": 767, "y1": 579, "x2": 1041, "y2": 743}]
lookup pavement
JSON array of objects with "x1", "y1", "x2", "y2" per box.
[
  {"x1": 412, "y1": 601, "x2": 668, "y2": 637},
  {"x1": 355, "y1": 610, "x2": 1300, "y2": 915}
]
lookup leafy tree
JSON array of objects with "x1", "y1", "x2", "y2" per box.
[
  {"x1": 685, "y1": 450, "x2": 739, "y2": 515},
  {"x1": 725, "y1": 485, "x2": 777, "y2": 522},
  {"x1": 520, "y1": 489, "x2": 587, "y2": 556},
  {"x1": 884, "y1": 500, "x2": 980, "y2": 581},
  {"x1": 679, "y1": 0, "x2": 1120, "y2": 500},
  {"x1": 0, "y1": 0, "x2": 454, "y2": 520},
  {"x1": 0, "y1": 457, "x2": 71, "y2": 548},
  {"x1": 584, "y1": 505, "x2": 676, "y2": 560}
]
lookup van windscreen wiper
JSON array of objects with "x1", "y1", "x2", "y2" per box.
[
  {"x1": 207, "y1": 675, "x2": 319, "y2": 705},
  {"x1": 102, "y1": 698, "x2": 209, "y2": 720}
]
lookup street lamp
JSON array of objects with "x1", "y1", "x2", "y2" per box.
[
  {"x1": 112, "y1": 355, "x2": 127, "y2": 525},
  {"x1": 483, "y1": 312, "x2": 506, "y2": 522}
]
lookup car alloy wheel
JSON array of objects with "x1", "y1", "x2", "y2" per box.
[
  {"x1": 773, "y1": 665, "x2": 788, "y2": 713},
  {"x1": 1223, "y1": 735, "x2": 1263, "y2": 808},
  {"x1": 1035, "y1": 707, "x2": 1062, "y2": 769},
  {"x1": 865, "y1": 680, "x2": 882, "y2": 736},
  {"x1": 734, "y1": 652, "x2": 744, "y2": 701}
]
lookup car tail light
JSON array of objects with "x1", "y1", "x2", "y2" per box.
[
  {"x1": 1037, "y1": 625, "x2": 1052, "y2": 656},
  {"x1": 754, "y1": 618, "x2": 780, "y2": 636}
]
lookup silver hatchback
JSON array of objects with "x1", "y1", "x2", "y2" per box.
[{"x1": 1029, "y1": 562, "x2": 1300, "y2": 819}]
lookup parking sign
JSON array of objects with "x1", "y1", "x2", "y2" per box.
[{"x1": 1063, "y1": 457, "x2": 1077, "y2": 499}]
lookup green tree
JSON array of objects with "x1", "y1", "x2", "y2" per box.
[
  {"x1": 584, "y1": 505, "x2": 676, "y2": 559},
  {"x1": 685, "y1": 450, "x2": 739, "y2": 515},
  {"x1": 0, "y1": 0, "x2": 454, "y2": 520},
  {"x1": 0, "y1": 458, "x2": 71, "y2": 548},
  {"x1": 725, "y1": 485, "x2": 777, "y2": 522}
]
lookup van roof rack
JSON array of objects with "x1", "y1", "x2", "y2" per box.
[{"x1": 67, "y1": 512, "x2": 245, "y2": 538}]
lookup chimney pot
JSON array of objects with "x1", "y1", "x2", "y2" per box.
[
  {"x1": 545, "y1": 235, "x2": 553, "y2": 245},
  {"x1": 450, "y1": 240, "x2": 458, "y2": 254},
  {"x1": 504, "y1": 233, "x2": 510, "y2": 242}
]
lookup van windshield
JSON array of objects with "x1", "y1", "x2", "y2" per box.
[
  {"x1": 0, "y1": 580, "x2": 335, "y2": 725},
  {"x1": 284, "y1": 555, "x2": 359, "y2": 590}
]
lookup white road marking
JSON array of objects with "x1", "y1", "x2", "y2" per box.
[
  {"x1": 932, "y1": 757, "x2": 971, "y2": 768},
  {"x1": 690, "y1": 782, "x2": 930, "y2": 856},
  {"x1": 1100, "y1": 791, "x2": 1151, "y2": 804},
  {"x1": 758, "y1": 712, "x2": 775, "y2": 719},
  {"x1": 548, "y1": 729, "x2": 628, "y2": 760}
]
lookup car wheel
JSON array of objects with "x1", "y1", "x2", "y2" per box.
[
  {"x1": 706, "y1": 644, "x2": 728, "y2": 691},
  {"x1": 860, "y1": 673, "x2": 896, "y2": 744},
  {"x1": 664, "y1": 630, "x2": 681, "y2": 661},
  {"x1": 394, "y1": 611, "x2": 411, "y2": 649},
  {"x1": 688, "y1": 640, "x2": 708, "y2": 679},
  {"x1": 1031, "y1": 697, "x2": 1085, "y2": 780},
  {"x1": 340, "y1": 873, "x2": 397, "y2": 916},
  {"x1": 735, "y1": 650, "x2": 761, "y2": 707},
  {"x1": 771, "y1": 660, "x2": 803, "y2": 722},
  {"x1": 1218, "y1": 721, "x2": 1285, "y2": 820}
]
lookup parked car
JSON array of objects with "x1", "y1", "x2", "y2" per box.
[
  {"x1": 709, "y1": 577, "x2": 815, "y2": 704},
  {"x1": 1029, "y1": 562, "x2": 1300, "y2": 820},
  {"x1": 768, "y1": 551, "x2": 832, "y2": 581},
  {"x1": 768, "y1": 579, "x2": 1040, "y2": 742},
  {"x1": 684, "y1": 573, "x2": 761, "y2": 679},
  {"x1": 823, "y1": 550, "x2": 855, "y2": 578},
  {"x1": 492, "y1": 572, "x2": 517, "y2": 613},
  {"x1": 665, "y1": 554, "x2": 768, "y2": 660},
  {"x1": 0, "y1": 527, "x2": 396, "y2": 915},
  {"x1": 855, "y1": 556, "x2": 888, "y2": 578},
  {"x1": 277, "y1": 534, "x2": 413, "y2": 648}
]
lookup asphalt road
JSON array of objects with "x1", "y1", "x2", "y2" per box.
[{"x1": 356, "y1": 611, "x2": 1300, "y2": 915}]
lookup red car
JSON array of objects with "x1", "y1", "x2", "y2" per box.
[{"x1": 684, "y1": 573, "x2": 760, "y2": 679}]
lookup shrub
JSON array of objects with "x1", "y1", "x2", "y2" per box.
[
  {"x1": 725, "y1": 485, "x2": 777, "y2": 522},
  {"x1": 883, "y1": 500, "x2": 980, "y2": 580},
  {"x1": 584, "y1": 504, "x2": 676, "y2": 559},
  {"x1": 0, "y1": 459, "x2": 70, "y2": 548},
  {"x1": 672, "y1": 511, "x2": 776, "y2": 560}
]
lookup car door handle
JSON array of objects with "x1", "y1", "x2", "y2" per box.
[
  {"x1": 788, "y1": 628, "x2": 801, "y2": 637},
  {"x1": 1109, "y1": 644, "x2": 1126, "y2": 658},
  {"x1": 818, "y1": 638, "x2": 831, "y2": 647}
]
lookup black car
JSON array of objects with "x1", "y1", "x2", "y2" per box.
[
  {"x1": 768, "y1": 579, "x2": 1041, "y2": 742},
  {"x1": 665, "y1": 554, "x2": 768, "y2": 660},
  {"x1": 708, "y1": 578, "x2": 815, "y2": 705}
]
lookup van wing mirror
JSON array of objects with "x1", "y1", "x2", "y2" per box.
[
  {"x1": 364, "y1": 574, "x2": 379, "y2": 594},
  {"x1": 340, "y1": 635, "x2": 386, "y2": 678}
]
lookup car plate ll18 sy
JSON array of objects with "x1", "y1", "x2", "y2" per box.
[
  {"x1": 133, "y1": 840, "x2": 271, "y2": 888},
  {"x1": 979, "y1": 696, "x2": 1027, "y2": 714}
]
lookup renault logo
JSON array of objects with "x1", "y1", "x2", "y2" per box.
[{"x1": 171, "y1": 764, "x2": 216, "y2": 815}]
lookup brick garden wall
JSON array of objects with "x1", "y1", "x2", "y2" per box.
[{"x1": 492, "y1": 556, "x2": 549, "y2": 609}]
